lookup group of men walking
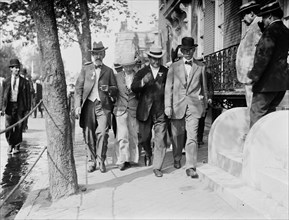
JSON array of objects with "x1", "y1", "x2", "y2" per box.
[{"x1": 74, "y1": 36, "x2": 212, "y2": 178}]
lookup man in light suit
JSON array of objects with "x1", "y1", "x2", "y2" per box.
[
  {"x1": 165, "y1": 37, "x2": 208, "y2": 178},
  {"x1": 131, "y1": 46, "x2": 168, "y2": 177},
  {"x1": 75, "y1": 41, "x2": 118, "y2": 173},
  {"x1": 247, "y1": 1, "x2": 289, "y2": 127},
  {"x1": 1, "y1": 59, "x2": 30, "y2": 154}
]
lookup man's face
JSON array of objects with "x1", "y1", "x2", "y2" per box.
[
  {"x1": 10, "y1": 66, "x2": 20, "y2": 76},
  {"x1": 123, "y1": 64, "x2": 135, "y2": 74},
  {"x1": 262, "y1": 14, "x2": 271, "y2": 28},
  {"x1": 242, "y1": 12, "x2": 254, "y2": 26},
  {"x1": 180, "y1": 47, "x2": 195, "y2": 60},
  {"x1": 92, "y1": 51, "x2": 105, "y2": 65},
  {"x1": 149, "y1": 56, "x2": 161, "y2": 68}
]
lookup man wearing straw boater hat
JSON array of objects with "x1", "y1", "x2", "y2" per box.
[
  {"x1": 75, "y1": 41, "x2": 118, "y2": 173},
  {"x1": 247, "y1": 1, "x2": 289, "y2": 127},
  {"x1": 236, "y1": 1, "x2": 262, "y2": 109},
  {"x1": 131, "y1": 46, "x2": 168, "y2": 177},
  {"x1": 114, "y1": 52, "x2": 139, "y2": 171},
  {"x1": 1, "y1": 58, "x2": 30, "y2": 154},
  {"x1": 165, "y1": 37, "x2": 209, "y2": 179}
]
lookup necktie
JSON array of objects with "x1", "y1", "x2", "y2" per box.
[{"x1": 185, "y1": 60, "x2": 192, "y2": 66}]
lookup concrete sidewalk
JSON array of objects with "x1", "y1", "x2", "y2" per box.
[{"x1": 15, "y1": 119, "x2": 250, "y2": 219}]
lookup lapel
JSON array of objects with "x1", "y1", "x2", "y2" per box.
[{"x1": 178, "y1": 60, "x2": 187, "y2": 88}]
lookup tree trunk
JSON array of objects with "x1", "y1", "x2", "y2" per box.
[
  {"x1": 77, "y1": 0, "x2": 91, "y2": 65},
  {"x1": 30, "y1": 0, "x2": 78, "y2": 201}
]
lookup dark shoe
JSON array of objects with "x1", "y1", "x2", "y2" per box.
[
  {"x1": 119, "y1": 163, "x2": 126, "y2": 171},
  {"x1": 153, "y1": 169, "x2": 163, "y2": 177},
  {"x1": 174, "y1": 160, "x2": 181, "y2": 169},
  {"x1": 125, "y1": 162, "x2": 131, "y2": 168},
  {"x1": 88, "y1": 165, "x2": 96, "y2": 173},
  {"x1": 99, "y1": 161, "x2": 106, "y2": 173},
  {"x1": 186, "y1": 168, "x2": 199, "y2": 179},
  {"x1": 144, "y1": 155, "x2": 152, "y2": 166},
  {"x1": 7, "y1": 146, "x2": 13, "y2": 155}
]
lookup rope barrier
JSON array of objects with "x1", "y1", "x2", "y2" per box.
[
  {"x1": 0, "y1": 100, "x2": 43, "y2": 135},
  {"x1": 0, "y1": 146, "x2": 47, "y2": 209}
]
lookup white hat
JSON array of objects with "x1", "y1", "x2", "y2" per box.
[{"x1": 146, "y1": 46, "x2": 166, "y2": 58}]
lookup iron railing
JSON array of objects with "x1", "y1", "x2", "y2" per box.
[{"x1": 205, "y1": 44, "x2": 244, "y2": 93}]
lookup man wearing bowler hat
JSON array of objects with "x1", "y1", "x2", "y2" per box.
[
  {"x1": 1, "y1": 59, "x2": 30, "y2": 154},
  {"x1": 247, "y1": 1, "x2": 289, "y2": 127},
  {"x1": 131, "y1": 46, "x2": 168, "y2": 177},
  {"x1": 75, "y1": 41, "x2": 118, "y2": 173},
  {"x1": 236, "y1": 1, "x2": 262, "y2": 109},
  {"x1": 165, "y1": 37, "x2": 209, "y2": 178}
]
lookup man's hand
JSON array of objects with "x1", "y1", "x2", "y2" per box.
[
  {"x1": 208, "y1": 98, "x2": 212, "y2": 105},
  {"x1": 75, "y1": 107, "x2": 81, "y2": 119},
  {"x1": 142, "y1": 72, "x2": 153, "y2": 84},
  {"x1": 165, "y1": 108, "x2": 172, "y2": 119}
]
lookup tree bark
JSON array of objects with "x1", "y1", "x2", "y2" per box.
[{"x1": 30, "y1": 0, "x2": 78, "y2": 200}]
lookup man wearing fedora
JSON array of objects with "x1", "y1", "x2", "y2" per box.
[
  {"x1": 114, "y1": 53, "x2": 139, "y2": 171},
  {"x1": 247, "y1": 1, "x2": 289, "y2": 127},
  {"x1": 131, "y1": 46, "x2": 168, "y2": 177},
  {"x1": 165, "y1": 37, "x2": 209, "y2": 178},
  {"x1": 1, "y1": 59, "x2": 30, "y2": 154},
  {"x1": 236, "y1": 1, "x2": 262, "y2": 109},
  {"x1": 75, "y1": 41, "x2": 118, "y2": 173}
]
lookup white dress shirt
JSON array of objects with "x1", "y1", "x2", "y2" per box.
[
  {"x1": 10, "y1": 75, "x2": 19, "y2": 102},
  {"x1": 88, "y1": 67, "x2": 101, "y2": 102}
]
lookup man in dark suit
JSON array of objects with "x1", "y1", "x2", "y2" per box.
[
  {"x1": 247, "y1": 1, "x2": 289, "y2": 127},
  {"x1": 131, "y1": 46, "x2": 168, "y2": 177},
  {"x1": 75, "y1": 41, "x2": 118, "y2": 173},
  {"x1": 0, "y1": 59, "x2": 30, "y2": 154}
]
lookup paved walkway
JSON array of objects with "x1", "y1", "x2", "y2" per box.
[{"x1": 14, "y1": 116, "x2": 248, "y2": 219}]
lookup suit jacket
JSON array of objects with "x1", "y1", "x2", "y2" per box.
[
  {"x1": 113, "y1": 71, "x2": 138, "y2": 117},
  {"x1": 131, "y1": 65, "x2": 168, "y2": 121},
  {"x1": 74, "y1": 63, "x2": 118, "y2": 128},
  {"x1": 165, "y1": 59, "x2": 208, "y2": 119},
  {"x1": 248, "y1": 20, "x2": 289, "y2": 92},
  {"x1": 1, "y1": 76, "x2": 30, "y2": 115}
]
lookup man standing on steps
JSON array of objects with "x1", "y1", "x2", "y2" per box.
[
  {"x1": 75, "y1": 41, "x2": 118, "y2": 173},
  {"x1": 1, "y1": 59, "x2": 30, "y2": 154},
  {"x1": 247, "y1": 1, "x2": 289, "y2": 127}
]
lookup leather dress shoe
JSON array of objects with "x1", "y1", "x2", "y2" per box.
[
  {"x1": 99, "y1": 161, "x2": 106, "y2": 173},
  {"x1": 174, "y1": 160, "x2": 181, "y2": 169},
  {"x1": 144, "y1": 155, "x2": 152, "y2": 166},
  {"x1": 119, "y1": 163, "x2": 126, "y2": 171},
  {"x1": 88, "y1": 165, "x2": 96, "y2": 173},
  {"x1": 153, "y1": 169, "x2": 163, "y2": 177},
  {"x1": 125, "y1": 162, "x2": 131, "y2": 168},
  {"x1": 186, "y1": 168, "x2": 199, "y2": 178}
]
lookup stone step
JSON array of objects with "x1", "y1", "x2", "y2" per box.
[
  {"x1": 217, "y1": 150, "x2": 243, "y2": 177},
  {"x1": 256, "y1": 167, "x2": 288, "y2": 208},
  {"x1": 197, "y1": 164, "x2": 289, "y2": 219}
]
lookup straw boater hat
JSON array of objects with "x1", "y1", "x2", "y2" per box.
[
  {"x1": 257, "y1": 1, "x2": 283, "y2": 17},
  {"x1": 119, "y1": 52, "x2": 136, "y2": 66},
  {"x1": 9, "y1": 59, "x2": 21, "y2": 68},
  {"x1": 238, "y1": 1, "x2": 260, "y2": 15},
  {"x1": 146, "y1": 46, "x2": 166, "y2": 58},
  {"x1": 89, "y1": 41, "x2": 108, "y2": 52},
  {"x1": 180, "y1": 37, "x2": 198, "y2": 49}
]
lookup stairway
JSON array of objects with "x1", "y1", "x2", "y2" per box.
[{"x1": 197, "y1": 108, "x2": 289, "y2": 219}]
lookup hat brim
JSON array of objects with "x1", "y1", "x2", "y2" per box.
[
  {"x1": 180, "y1": 44, "x2": 198, "y2": 49},
  {"x1": 146, "y1": 50, "x2": 166, "y2": 58},
  {"x1": 9, "y1": 64, "x2": 20, "y2": 68},
  {"x1": 237, "y1": 4, "x2": 259, "y2": 15},
  {"x1": 257, "y1": 7, "x2": 282, "y2": 16},
  {"x1": 89, "y1": 47, "x2": 108, "y2": 52}
]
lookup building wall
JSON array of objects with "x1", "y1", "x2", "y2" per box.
[{"x1": 204, "y1": 0, "x2": 215, "y2": 56}]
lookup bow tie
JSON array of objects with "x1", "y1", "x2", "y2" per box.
[
  {"x1": 95, "y1": 65, "x2": 102, "y2": 69},
  {"x1": 185, "y1": 60, "x2": 192, "y2": 66}
]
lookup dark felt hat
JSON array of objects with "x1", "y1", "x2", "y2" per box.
[
  {"x1": 257, "y1": 1, "x2": 283, "y2": 17},
  {"x1": 180, "y1": 37, "x2": 198, "y2": 49},
  {"x1": 9, "y1": 59, "x2": 21, "y2": 68},
  {"x1": 238, "y1": 1, "x2": 260, "y2": 15},
  {"x1": 89, "y1": 41, "x2": 108, "y2": 52}
]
